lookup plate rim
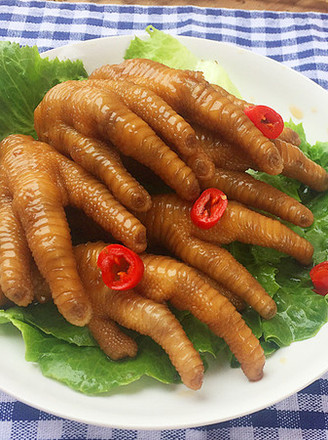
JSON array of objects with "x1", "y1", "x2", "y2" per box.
[{"x1": 0, "y1": 33, "x2": 327, "y2": 430}]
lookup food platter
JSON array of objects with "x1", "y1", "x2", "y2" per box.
[{"x1": 0, "y1": 34, "x2": 328, "y2": 430}]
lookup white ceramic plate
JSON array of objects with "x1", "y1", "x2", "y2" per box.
[{"x1": 0, "y1": 35, "x2": 328, "y2": 430}]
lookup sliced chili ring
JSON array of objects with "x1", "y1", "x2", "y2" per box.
[
  {"x1": 244, "y1": 104, "x2": 284, "y2": 139},
  {"x1": 310, "y1": 261, "x2": 328, "y2": 296},
  {"x1": 190, "y1": 188, "x2": 228, "y2": 230},
  {"x1": 97, "y1": 244, "x2": 144, "y2": 291}
]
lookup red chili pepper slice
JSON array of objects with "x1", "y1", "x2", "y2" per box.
[
  {"x1": 244, "y1": 105, "x2": 284, "y2": 139},
  {"x1": 310, "y1": 261, "x2": 328, "y2": 296},
  {"x1": 190, "y1": 188, "x2": 228, "y2": 230},
  {"x1": 97, "y1": 244, "x2": 144, "y2": 290}
]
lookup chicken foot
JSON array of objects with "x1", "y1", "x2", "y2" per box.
[
  {"x1": 138, "y1": 194, "x2": 314, "y2": 319},
  {"x1": 90, "y1": 58, "x2": 283, "y2": 175},
  {"x1": 0, "y1": 134, "x2": 146, "y2": 325}
]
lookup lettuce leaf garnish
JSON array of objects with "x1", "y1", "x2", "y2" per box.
[
  {"x1": 0, "y1": 41, "x2": 87, "y2": 141},
  {"x1": 0, "y1": 304, "x2": 223, "y2": 393},
  {"x1": 125, "y1": 25, "x2": 241, "y2": 97},
  {"x1": 0, "y1": 33, "x2": 327, "y2": 394},
  {"x1": 0, "y1": 303, "x2": 96, "y2": 346}
]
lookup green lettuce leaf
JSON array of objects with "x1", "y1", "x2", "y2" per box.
[
  {"x1": 247, "y1": 169, "x2": 302, "y2": 202},
  {"x1": 0, "y1": 303, "x2": 96, "y2": 346},
  {"x1": 125, "y1": 25, "x2": 198, "y2": 70},
  {"x1": 0, "y1": 41, "x2": 87, "y2": 141},
  {"x1": 262, "y1": 286, "x2": 328, "y2": 347},
  {"x1": 125, "y1": 25, "x2": 241, "y2": 97},
  {"x1": 287, "y1": 120, "x2": 328, "y2": 170},
  {"x1": 9, "y1": 318, "x2": 180, "y2": 394},
  {"x1": 0, "y1": 303, "x2": 223, "y2": 394},
  {"x1": 225, "y1": 242, "x2": 280, "y2": 296}
]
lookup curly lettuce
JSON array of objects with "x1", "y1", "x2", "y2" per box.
[
  {"x1": 0, "y1": 41, "x2": 87, "y2": 141},
  {"x1": 125, "y1": 25, "x2": 241, "y2": 97}
]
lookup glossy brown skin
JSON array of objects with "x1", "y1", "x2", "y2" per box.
[
  {"x1": 74, "y1": 242, "x2": 204, "y2": 390},
  {"x1": 0, "y1": 261, "x2": 51, "y2": 308},
  {"x1": 196, "y1": 270, "x2": 246, "y2": 311},
  {"x1": 210, "y1": 84, "x2": 328, "y2": 191},
  {"x1": 90, "y1": 59, "x2": 283, "y2": 175},
  {"x1": 0, "y1": 172, "x2": 34, "y2": 306},
  {"x1": 87, "y1": 79, "x2": 215, "y2": 180},
  {"x1": 6, "y1": 241, "x2": 139, "y2": 361},
  {"x1": 35, "y1": 80, "x2": 201, "y2": 202},
  {"x1": 194, "y1": 123, "x2": 254, "y2": 172},
  {"x1": 138, "y1": 194, "x2": 314, "y2": 319},
  {"x1": 197, "y1": 200, "x2": 313, "y2": 265},
  {"x1": 74, "y1": 242, "x2": 263, "y2": 383},
  {"x1": 85, "y1": 79, "x2": 215, "y2": 181},
  {"x1": 196, "y1": 123, "x2": 328, "y2": 193},
  {"x1": 15, "y1": 240, "x2": 263, "y2": 384},
  {"x1": 88, "y1": 79, "x2": 197, "y2": 154},
  {"x1": 88, "y1": 314, "x2": 138, "y2": 360},
  {"x1": 71, "y1": 242, "x2": 138, "y2": 360},
  {"x1": 273, "y1": 138, "x2": 328, "y2": 192},
  {"x1": 42, "y1": 123, "x2": 152, "y2": 212},
  {"x1": 201, "y1": 168, "x2": 314, "y2": 227},
  {"x1": 137, "y1": 254, "x2": 265, "y2": 381},
  {"x1": 211, "y1": 84, "x2": 301, "y2": 146},
  {"x1": 279, "y1": 126, "x2": 301, "y2": 146},
  {"x1": 0, "y1": 135, "x2": 146, "y2": 325}
]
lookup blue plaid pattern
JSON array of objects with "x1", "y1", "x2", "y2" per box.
[
  {"x1": 1, "y1": 372, "x2": 328, "y2": 438},
  {"x1": 0, "y1": 1, "x2": 328, "y2": 438},
  {"x1": 0, "y1": 0, "x2": 328, "y2": 89}
]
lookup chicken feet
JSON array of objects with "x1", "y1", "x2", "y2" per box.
[
  {"x1": 73, "y1": 242, "x2": 205, "y2": 390},
  {"x1": 34, "y1": 79, "x2": 217, "y2": 206},
  {"x1": 138, "y1": 194, "x2": 314, "y2": 319},
  {"x1": 18, "y1": 240, "x2": 264, "y2": 386},
  {"x1": 0, "y1": 134, "x2": 146, "y2": 325},
  {"x1": 74, "y1": 242, "x2": 265, "y2": 385},
  {"x1": 200, "y1": 167, "x2": 314, "y2": 227},
  {"x1": 90, "y1": 58, "x2": 283, "y2": 175},
  {"x1": 196, "y1": 123, "x2": 328, "y2": 193}
]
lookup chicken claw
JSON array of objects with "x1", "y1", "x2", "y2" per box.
[
  {"x1": 208, "y1": 86, "x2": 328, "y2": 191},
  {"x1": 9, "y1": 238, "x2": 265, "y2": 387},
  {"x1": 136, "y1": 253, "x2": 265, "y2": 381},
  {"x1": 0, "y1": 134, "x2": 146, "y2": 325},
  {"x1": 138, "y1": 194, "x2": 314, "y2": 319},
  {"x1": 74, "y1": 242, "x2": 204, "y2": 390},
  {"x1": 43, "y1": 123, "x2": 152, "y2": 212},
  {"x1": 74, "y1": 242, "x2": 264, "y2": 384},
  {"x1": 35, "y1": 79, "x2": 207, "y2": 203},
  {"x1": 0, "y1": 172, "x2": 34, "y2": 306},
  {"x1": 87, "y1": 79, "x2": 214, "y2": 178},
  {"x1": 190, "y1": 125, "x2": 323, "y2": 227},
  {"x1": 201, "y1": 167, "x2": 314, "y2": 227},
  {"x1": 90, "y1": 58, "x2": 283, "y2": 175}
]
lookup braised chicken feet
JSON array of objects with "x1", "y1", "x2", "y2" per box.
[
  {"x1": 0, "y1": 134, "x2": 146, "y2": 325},
  {"x1": 138, "y1": 194, "x2": 314, "y2": 320},
  {"x1": 90, "y1": 58, "x2": 327, "y2": 228},
  {"x1": 196, "y1": 124, "x2": 328, "y2": 194},
  {"x1": 90, "y1": 58, "x2": 284, "y2": 175},
  {"x1": 35, "y1": 79, "x2": 217, "y2": 208},
  {"x1": 75, "y1": 242, "x2": 265, "y2": 386}
]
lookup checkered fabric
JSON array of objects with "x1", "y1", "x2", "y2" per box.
[
  {"x1": 0, "y1": 0, "x2": 328, "y2": 89},
  {"x1": 0, "y1": 1, "x2": 328, "y2": 438},
  {"x1": 0, "y1": 373, "x2": 328, "y2": 438}
]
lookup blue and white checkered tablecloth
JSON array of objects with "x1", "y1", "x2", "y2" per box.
[{"x1": 0, "y1": 1, "x2": 328, "y2": 438}]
